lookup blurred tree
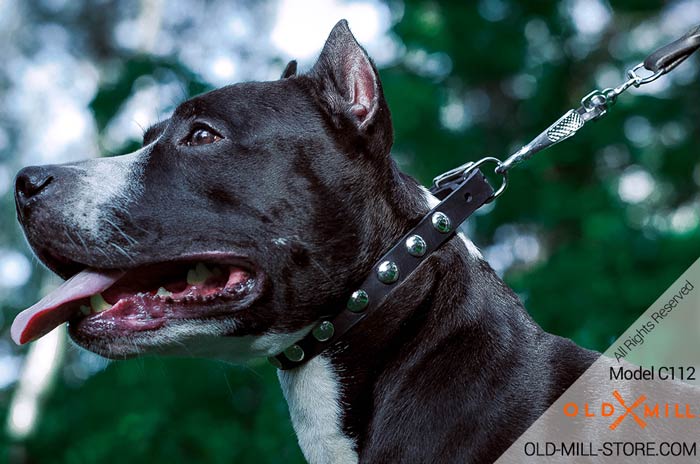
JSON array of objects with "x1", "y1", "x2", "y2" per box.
[
  {"x1": 1, "y1": 1, "x2": 698, "y2": 463},
  {"x1": 387, "y1": 0, "x2": 700, "y2": 351}
]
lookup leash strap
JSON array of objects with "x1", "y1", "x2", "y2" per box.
[
  {"x1": 644, "y1": 24, "x2": 700, "y2": 74},
  {"x1": 497, "y1": 23, "x2": 700, "y2": 173},
  {"x1": 271, "y1": 167, "x2": 496, "y2": 370}
]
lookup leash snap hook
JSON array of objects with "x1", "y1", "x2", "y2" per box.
[
  {"x1": 627, "y1": 62, "x2": 665, "y2": 87},
  {"x1": 627, "y1": 63, "x2": 666, "y2": 87},
  {"x1": 463, "y1": 157, "x2": 508, "y2": 202},
  {"x1": 580, "y1": 89, "x2": 613, "y2": 121}
]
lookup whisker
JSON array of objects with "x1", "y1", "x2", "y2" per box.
[
  {"x1": 64, "y1": 231, "x2": 79, "y2": 249},
  {"x1": 309, "y1": 256, "x2": 334, "y2": 285},
  {"x1": 74, "y1": 230, "x2": 90, "y2": 256},
  {"x1": 104, "y1": 217, "x2": 139, "y2": 246},
  {"x1": 112, "y1": 206, "x2": 150, "y2": 236},
  {"x1": 133, "y1": 119, "x2": 146, "y2": 135},
  {"x1": 96, "y1": 246, "x2": 111, "y2": 261},
  {"x1": 286, "y1": 235, "x2": 335, "y2": 285},
  {"x1": 110, "y1": 243, "x2": 135, "y2": 263}
]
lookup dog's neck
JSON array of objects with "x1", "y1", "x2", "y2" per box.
[{"x1": 277, "y1": 226, "x2": 506, "y2": 463}]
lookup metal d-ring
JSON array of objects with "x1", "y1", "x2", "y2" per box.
[
  {"x1": 461, "y1": 156, "x2": 508, "y2": 202},
  {"x1": 432, "y1": 161, "x2": 475, "y2": 189}
]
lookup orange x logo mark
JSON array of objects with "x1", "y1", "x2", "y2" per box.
[{"x1": 609, "y1": 390, "x2": 647, "y2": 430}]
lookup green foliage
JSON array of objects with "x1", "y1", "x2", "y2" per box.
[
  {"x1": 2, "y1": 1, "x2": 699, "y2": 462},
  {"x1": 24, "y1": 359, "x2": 302, "y2": 463},
  {"x1": 90, "y1": 57, "x2": 211, "y2": 133},
  {"x1": 387, "y1": 0, "x2": 699, "y2": 350}
]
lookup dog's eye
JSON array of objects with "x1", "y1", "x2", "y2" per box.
[{"x1": 186, "y1": 127, "x2": 222, "y2": 146}]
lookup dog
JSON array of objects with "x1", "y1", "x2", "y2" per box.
[{"x1": 12, "y1": 20, "x2": 598, "y2": 463}]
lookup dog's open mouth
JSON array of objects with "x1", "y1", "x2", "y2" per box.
[{"x1": 11, "y1": 258, "x2": 260, "y2": 345}]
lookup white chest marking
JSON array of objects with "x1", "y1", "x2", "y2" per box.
[
  {"x1": 272, "y1": 188, "x2": 479, "y2": 464},
  {"x1": 278, "y1": 356, "x2": 358, "y2": 464}
]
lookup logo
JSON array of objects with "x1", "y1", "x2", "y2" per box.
[
  {"x1": 563, "y1": 390, "x2": 697, "y2": 430},
  {"x1": 609, "y1": 391, "x2": 646, "y2": 430}
]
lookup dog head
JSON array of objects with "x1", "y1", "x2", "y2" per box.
[{"x1": 12, "y1": 20, "x2": 425, "y2": 361}]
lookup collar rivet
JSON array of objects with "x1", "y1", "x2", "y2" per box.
[
  {"x1": 347, "y1": 289, "x2": 369, "y2": 312},
  {"x1": 312, "y1": 321, "x2": 335, "y2": 341},
  {"x1": 377, "y1": 260, "x2": 399, "y2": 284},
  {"x1": 405, "y1": 235, "x2": 427, "y2": 257},
  {"x1": 284, "y1": 344, "x2": 305, "y2": 362},
  {"x1": 431, "y1": 212, "x2": 452, "y2": 233},
  {"x1": 269, "y1": 172, "x2": 494, "y2": 370}
]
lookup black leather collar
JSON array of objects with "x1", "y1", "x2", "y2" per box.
[{"x1": 270, "y1": 167, "x2": 495, "y2": 370}]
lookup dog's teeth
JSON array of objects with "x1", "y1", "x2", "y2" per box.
[
  {"x1": 79, "y1": 305, "x2": 91, "y2": 316},
  {"x1": 90, "y1": 293, "x2": 112, "y2": 313},
  {"x1": 156, "y1": 287, "x2": 173, "y2": 297},
  {"x1": 186, "y1": 263, "x2": 213, "y2": 285},
  {"x1": 232, "y1": 281, "x2": 252, "y2": 294},
  {"x1": 197, "y1": 263, "x2": 215, "y2": 280},
  {"x1": 186, "y1": 269, "x2": 199, "y2": 285},
  {"x1": 232, "y1": 279, "x2": 254, "y2": 293}
]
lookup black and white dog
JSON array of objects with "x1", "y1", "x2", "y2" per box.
[{"x1": 12, "y1": 21, "x2": 597, "y2": 463}]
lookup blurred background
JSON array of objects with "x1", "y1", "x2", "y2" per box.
[{"x1": 0, "y1": 0, "x2": 698, "y2": 462}]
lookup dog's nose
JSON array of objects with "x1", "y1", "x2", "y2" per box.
[{"x1": 15, "y1": 166, "x2": 54, "y2": 219}]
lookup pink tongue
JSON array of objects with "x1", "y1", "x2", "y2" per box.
[{"x1": 11, "y1": 269, "x2": 124, "y2": 345}]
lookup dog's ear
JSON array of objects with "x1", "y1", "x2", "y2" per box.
[
  {"x1": 281, "y1": 60, "x2": 297, "y2": 79},
  {"x1": 310, "y1": 20, "x2": 392, "y2": 156}
]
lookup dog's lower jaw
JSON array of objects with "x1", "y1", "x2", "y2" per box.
[
  {"x1": 71, "y1": 319, "x2": 314, "y2": 363},
  {"x1": 278, "y1": 355, "x2": 359, "y2": 464}
]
